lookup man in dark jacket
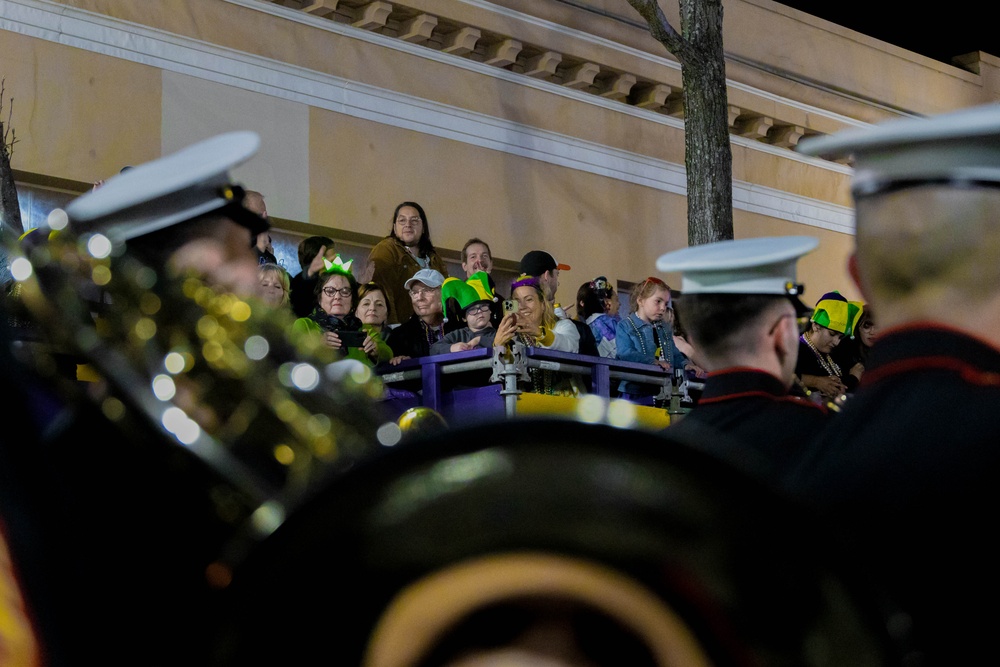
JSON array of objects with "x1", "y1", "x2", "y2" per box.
[
  {"x1": 660, "y1": 236, "x2": 830, "y2": 485},
  {"x1": 787, "y1": 103, "x2": 1000, "y2": 664}
]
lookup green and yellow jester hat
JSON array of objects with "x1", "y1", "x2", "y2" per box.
[
  {"x1": 440, "y1": 271, "x2": 496, "y2": 322},
  {"x1": 811, "y1": 291, "x2": 864, "y2": 337}
]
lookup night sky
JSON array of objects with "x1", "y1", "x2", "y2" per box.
[{"x1": 773, "y1": 2, "x2": 996, "y2": 66}]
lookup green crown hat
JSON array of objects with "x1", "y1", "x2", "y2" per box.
[
  {"x1": 321, "y1": 254, "x2": 354, "y2": 278},
  {"x1": 811, "y1": 291, "x2": 864, "y2": 336}
]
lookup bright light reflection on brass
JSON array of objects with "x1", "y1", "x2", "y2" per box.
[
  {"x1": 139, "y1": 292, "x2": 161, "y2": 315},
  {"x1": 230, "y1": 301, "x2": 252, "y2": 322},
  {"x1": 92, "y1": 265, "x2": 112, "y2": 286},
  {"x1": 164, "y1": 352, "x2": 186, "y2": 374},
  {"x1": 377, "y1": 422, "x2": 403, "y2": 447},
  {"x1": 273, "y1": 444, "x2": 295, "y2": 466},
  {"x1": 203, "y1": 340, "x2": 224, "y2": 363},
  {"x1": 135, "y1": 317, "x2": 157, "y2": 341},
  {"x1": 197, "y1": 315, "x2": 220, "y2": 338},
  {"x1": 576, "y1": 395, "x2": 607, "y2": 424},
  {"x1": 9, "y1": 257, "x2": 32, "y2": 281},
  {"x1": 135, "y1": 266, "x2": 157, "y2": 289},
  {"x1": 161, "y1": 407, "x2": 201, "y2": 445},
  {"x1": 250, "y1": 501, "x2": 286, "y2": 538},
  {"x1": 163, "y1": 352, "x2": 191, "y2": 375},
  {"x1": 101, "y1": 396, "x2": 125, "y2": 421},
  {"x1": 244, "y1": 335, "x2": 269, "y2": 361},
  {"x1": 290, "y1": 363, "x2": 320, "y2": 391},
  {"x1": 349, "y1": 363, "x2": 372, "y2": 384},
  {"x1": 152, "y1": 374, "x2": 177, "y2": 401},
  {"x1": 46, "y1": 208, "x2": 69, "y2": 230},
  {"x1": 86, "y1": 233, "x2": 112, "y2": 259},
  {"x1": 607, "y1": 399, "x2": 639, "y2": 429},
  {"x1": 305, "y1": 414, "x2": 332, "y2": 437}
]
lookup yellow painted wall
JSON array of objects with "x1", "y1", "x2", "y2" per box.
[{"x1": 3, "y1": 0, "x2": 996, "y2": 306}]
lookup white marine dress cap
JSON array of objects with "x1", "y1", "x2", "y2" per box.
[
  {"x1": 797, "y1": 103, "x2": 1000, "y2": 198},
  {"x1": 65, "y1": 131, "x2": 266, "y2": 242},
  {"x1": 656, "y1": 236, "x2": 819, "y2": 311}
]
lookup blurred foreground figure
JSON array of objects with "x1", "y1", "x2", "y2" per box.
[
  {"x1": 209, "y1": 419, "x2": 899, "y2": 666},
  {"x1": 790, "y1": 104, "x2": 1000, "y2": 664},
  {"x1": 0, "y1": 132, "x2": 386, "y2": 665}
]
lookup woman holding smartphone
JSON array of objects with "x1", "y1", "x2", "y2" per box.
[{"x1": 292, "y1": 256, "x2": 392, "y2": 367}]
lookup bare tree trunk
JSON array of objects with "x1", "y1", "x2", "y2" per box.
[
  {"x1": 627, "y1": 0, "x2": 734, "y2": 246},
  {"x1": 680, "y1": 0, "x2": 733, "y2": 245}
]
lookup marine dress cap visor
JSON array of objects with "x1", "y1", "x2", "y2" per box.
[
  {"x1": 65, "y1": 131, "x2": 266, "y2": 242},
  {"x1": 796, "y1": 104, "x2": 1000, "y2": 198},
  {"x1": 656, "y1": 236, "x2": 818, "y2": 314}
]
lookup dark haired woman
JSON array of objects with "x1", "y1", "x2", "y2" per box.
[
  {"x1": 576, "y1": 276, "x2": 620, "y2": 358},
  {"x1": 365, "y1": 201, "x2": 448, "y2": 325}
]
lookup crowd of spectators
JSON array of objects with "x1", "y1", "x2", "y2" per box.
[{"x1": 249, "y1": 198, "x2": 876, "y2": 406}]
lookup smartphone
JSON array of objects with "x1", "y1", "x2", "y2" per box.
[
  {"x1": 337, "y1": 329, "x2": 368, "y2": 348},
  {"x1": 502, "y1": 299, "x2": 517, "y2": 317}
]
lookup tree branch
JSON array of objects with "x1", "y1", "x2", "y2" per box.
[{"x1": 626, "y1": 0, "x2": 692, "y2": 62}]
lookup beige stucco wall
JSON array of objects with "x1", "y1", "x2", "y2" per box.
[{"x1": 3, "y1": 0, "x2": 998, "y2": 305}]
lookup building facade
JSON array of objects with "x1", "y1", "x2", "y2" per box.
[{"x1": 3, "y1": 0, "x2": 998, "y2": 299}]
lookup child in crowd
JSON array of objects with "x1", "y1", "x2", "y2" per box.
[
  {"x1": 431, "y1": 272, "x2": 498, "y2": 354},
  {"x1": 615, "y1": 276, "x2": 687, "y2": 405}
]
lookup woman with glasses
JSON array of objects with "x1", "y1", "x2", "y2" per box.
[
  {"x1": 795, "y1": 292, "x2": 863, "y2": 402},
  {"x1": 365, "y1": 201, "x2": 449, "y2": 326},
  {"x1": 292, "y1": 256, "x2": 392, "y2": 367}
]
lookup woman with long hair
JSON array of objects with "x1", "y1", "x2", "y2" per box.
[
  {"x1": 494, "y1": 274, "x2": 582, "y2": 395},
  {"x1": 576, "y1": 276, "x2": 620, "y2": 358},
  {"x1": 615, "y1": 277, "x2": 687, "y2": 405},
  {"x1": 365, "y1": 201, "x2": 448, "y2": 325}
]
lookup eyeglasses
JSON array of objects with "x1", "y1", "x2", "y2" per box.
[
  {"x1": 465, "y1": 304, "x2": 491, "y2": 316},
  {"x1": 322, "y1": 286, "x2": 352, "y2": 298},
  {"x1": 409, "y1": 287, "x2": 438, "y2": 298}
]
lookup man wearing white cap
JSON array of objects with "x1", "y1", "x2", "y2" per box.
[
  {"x1": 657, "y1": 236, "x2": 830, "y2": 484},
  {"x1": 386, "y1": 267, "x2": 453, "y2": 363},
  {"x1": 787, "y1": 103, "x2": 1000, "y2": 663}
]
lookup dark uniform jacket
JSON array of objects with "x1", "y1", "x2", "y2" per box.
[
  {"x1": 667, "y1": 368, "x2": 829, "y2": 485},
  {"x1": 784, "y1": 324, "x2": 1000, "y2": 664}
]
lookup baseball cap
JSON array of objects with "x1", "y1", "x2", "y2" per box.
[
  {"x1": 519, "y1": 250, "x2": 571, "y2": 277},
  {"x1": 404, "y1": 268, "x2": 446, "y2": 291}
]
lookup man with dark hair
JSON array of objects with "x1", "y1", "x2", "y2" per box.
[
  {"x1": 660, "y1": 236, "x2": 829, "y2": 484},
  {"x1": 788, "y1": 103, "x2": 1000, "y2": 663},
  {"x1": 290, "y1": 234, "x2": 336, "y2": 317}
]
